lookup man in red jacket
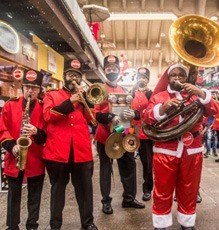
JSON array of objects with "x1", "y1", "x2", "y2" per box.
[
  {"x1": 143, "y1": 63, "x2": 219, "y2": 230},
  {"x1": 131, "y1": 67, "x2": 153, "y2": 201},
  {"x1": 0, "y1": 69, "x2": 46, "y2": 230},
  {"x1": 94, "y1": 55, "x2": 145, "y2": 215},
  {"x1": 43, "y1": 59, "x2": 97, "y2": 230}
]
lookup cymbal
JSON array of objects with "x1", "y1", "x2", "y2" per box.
[
  {"x1": 105, "y1": 133, "x2": 126, "y2": 159},
  {"x1": 122, "y1": 134, "x2": 140, "y2": 152}
]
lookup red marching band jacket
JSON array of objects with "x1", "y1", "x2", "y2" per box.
[
  {"x1": 131, "y1": 90, "x2": 150, "y2": 140},
  {"x1": 43, "y1": 89, "x2": 93, "y2": 163},
  {"x1": 0, "y1": 97, "x2": 45, "y2": 178},
  {"x1": 94, "y1": 84, "x2": 125, "y2": 144},
  {"x1": 143, "y1": 88, "x2": 219, "y2": 157}
]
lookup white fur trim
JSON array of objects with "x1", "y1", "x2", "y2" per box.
[
  {"x1": 153, "y1": 212, "x2": 172, "y2": 228},
  {"x1": 153, "y1": 145, "x2": 203, "y2": 158},
  {"x1": 198, "y1": 88, "x2": 211, "y2": 105},
  {"x1": 187, "y1": 146, "x2": 204, "y2": 155},
  {"x1": 167, "y1": 63, "x2": 189, "y2": 76},
  {"x1": 154, "y1": 103, "x2": 167, "y2": 121},
  {"x1": 177, "y1": 211, "x2": 196, "y2": 227}
]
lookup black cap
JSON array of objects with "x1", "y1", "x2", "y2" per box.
[
  {"x1": 103, "y1": 55, "x2": 120, "y2": 70},
  {"x1": 22, "y1": 69, "x2": 43, "y2": 88},
  {"x1": 64, "y1": 59, "x2": 82, "y2": 75},
  {"x1": 137, "y1": 67, "x2": 150, "y2": 81}
]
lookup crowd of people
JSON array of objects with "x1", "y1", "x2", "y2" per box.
[{"x1": 0, "y1": 55, "x2": 219, "y2": 230}]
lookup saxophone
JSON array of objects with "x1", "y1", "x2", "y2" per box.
[{"x1": 16, "y1": 95, "x2": 32, "y2": 171}]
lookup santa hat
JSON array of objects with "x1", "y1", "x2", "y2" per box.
[{"x1": 152, "y1": 63, "x2": 189, "y2": 97}]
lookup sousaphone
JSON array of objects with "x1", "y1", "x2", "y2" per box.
[{"x1": 143, "y1": 14, "x2": 219, "y2": 142}]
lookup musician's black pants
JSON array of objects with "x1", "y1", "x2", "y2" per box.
[
  {"x1": 6, "y1": 172, "x2": 45, "y2": 230},
  {"x1": 97, "y1": 141, "x2": 137, "y2": 204},
  {"x1": 45, "y1": 158, "x2": 94, "y2": 229},
  {"x1": 138, "y1": 139, "x2": 154, "y2": 194}
]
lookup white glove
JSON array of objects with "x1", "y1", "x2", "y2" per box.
[
  {"x1": 12, "y1": 145, "x2": 20, "y2": 158},
  {"x1": 112, "y1": 115, "x2": 121, "y2": 125},
  {"x1": 123, "y1": 109, "x2": 135, "y2": 120}
]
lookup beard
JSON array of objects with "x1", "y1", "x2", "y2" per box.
[
  {"x1": 64, "y1": 79, "x2": 76, "y2": 93},
  {"x1": 169, "y1": 81, "x2": 183, "y2": 91}
]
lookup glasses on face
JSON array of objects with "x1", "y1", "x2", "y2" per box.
[
  {"x1": 168, "y1": 73, "x2": 187, "y2": 79},
  {"x1": 23, "y1": 86, "x2": 40, "y2": 91},
  {"x1": 66, "y1": 72, "x2": 81, "y2": 79},
  {"x1": 105, "y1": 66, "x2": 119, "y2": 74}
]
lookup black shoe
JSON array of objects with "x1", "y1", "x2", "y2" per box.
[
  {"x1": 196, "y1": 193, "x2": 202, "y2": 203},
  {"x1": 203, "y1": 153, "x2": 209, "y2": 158},
  {"x1": 213, "y1": 152, "x2": 218, "y2": 157},
  {"x1": 84, "y1": 223, "x2": 98, "y2": 230},
  {"x1": 102, "y1": 203, "x2": 113, "y2": 214},
  {"x1": 154, "y1": 228, "x2": 168, "y2": 230},
  {"x1": 122, "y1": 199, "x2": 145, "y2": 209},
  {"x1": 215, "y1": 159, "x2": 219, "y2": 162},
  {"x1": 181, "y1": 226, "x2": 195, "y2": 230},
  {"x1": 142, "y1": 192, "x2": 151, "y2": 201}
]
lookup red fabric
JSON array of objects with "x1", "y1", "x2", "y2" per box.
[
  {"x1": 152, "y1": 68, "x2": 169, "y2": 97},
  {"x1": 212, "y1": 105, "x2": 219, "y2": 130},
  {"x1": 88, "y1": 22, "x2": 100, "y2": 40},
  {"x1": 131, "y1": 90, "x2": 149, "y2": 139},
  {"x1": 153, "y1": 152, "x2": 202, "y2": 215},
  {"x1": 43, "y1": 89, "x2": 93, "y2": 163},
  {"x1": 0, "y1": 97, "x2": 45, "y2": 178},
  {"x1": 94, "y1": 83, "x2": 125, "y2": 144}
]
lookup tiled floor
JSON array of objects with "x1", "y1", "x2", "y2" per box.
[{"x1": 0, "y1": 150, "x2": 219, "y2": 230}]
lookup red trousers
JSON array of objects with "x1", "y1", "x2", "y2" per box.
[{"x1": 152, "y1": 151, "x2": 203, "y2": 228}]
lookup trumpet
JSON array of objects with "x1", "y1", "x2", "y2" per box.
[{"x1": 72, "y1": 81, "x2": 97, "y2": 126}]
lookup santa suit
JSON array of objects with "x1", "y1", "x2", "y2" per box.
[
  {"x1": 131, "y1": 90, "x2": 153, "y2": 195},
  {"x1": 143, "y1": 86, "x2": 219, "y2": 228},
  {"x1": 94, "y1": 83, "x2": 137, "y2": 204},
  {"x1": 43, "y1": 87, "x2": 94, "y2": 229}
]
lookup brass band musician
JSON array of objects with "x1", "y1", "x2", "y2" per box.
[
  {"x1": 0, "y1": 70, "x2": 46, "y2": 230},
  {"x1": 142, "y1": 63, "x2": 219, "y2": 230},
  {"x1": 42, "y1": 59, "x2": 98, "y2": 230}
]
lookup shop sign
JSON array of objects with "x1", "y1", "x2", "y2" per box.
[
  {"x1": 0, "y1": 20, "x2": 19, "y2": 54},
  {"x1": 48, "y1": 50, "x2": 57, "y2": 73},
  {"x1": 13, "y1": 68, "x2": 24, "y2": 80},
  {"x1": 22, "y1": 46, "x2": 36, "y2": 60}
]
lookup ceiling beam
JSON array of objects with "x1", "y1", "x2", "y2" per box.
[
  {"x1": 122, "y1": 0, "x2": 127, "y2": 11},
  {"x1": 103, "y1": 0, "x2": 108, "y2": 8},
  {"x1": 136, "y1": 21, "x2": 140, "y2": 50},
  {"x1": 178, "y1": 0, "x2": 184, "y2": 10},
  {"x1": 112, "y1": 21, "x2": 116, "y2": 48},
  {"x1": 147, "y1": 21, "x2": 152, "y2": 49},
  {"x1": 197, "y1": 0, "x2": 207, "y2": 16},
  {"x1": 124, "y1": 21, "x2": 128, "y2": 49},
  {"x1": 141, "y1": 0, "x2": 146, "y2": 10},
  {"x1": 160, "y1": 0, "x2": 165, "y2": 10}
]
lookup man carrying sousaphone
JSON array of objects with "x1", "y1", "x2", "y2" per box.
[
  {"x1": 0, "y1": 69, "x2": 46, "y2": 230},
  {"x1": 142, "y1": 63, "x2": 219, "y2": 230}
]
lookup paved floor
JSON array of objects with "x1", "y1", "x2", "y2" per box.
[{"x1": 0, "y1": 148, "x2": 219, "y2": 230}]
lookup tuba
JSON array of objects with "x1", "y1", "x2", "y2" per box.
[
  {"x1": 143, "y1": 14, "x2": 219, "y2": 141},
  {"x1": 16, "y1": 96, "x2": 32, "y2": 170}
]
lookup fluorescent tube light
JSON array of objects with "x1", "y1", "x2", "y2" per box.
[{"x1": 107, "y1": 12, "x2": 177, "y2": 21}]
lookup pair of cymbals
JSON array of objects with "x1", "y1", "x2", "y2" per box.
[{"x1": 105, "y1": 133, "x2": 140, "y2": 159}]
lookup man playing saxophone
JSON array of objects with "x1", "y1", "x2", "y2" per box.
[
  {"x1": 0, "y1": 69, "x2": 46, "y2": 230},
  {"x1": 142, "y1": 63, "x2": 219, "y2": 230}
]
